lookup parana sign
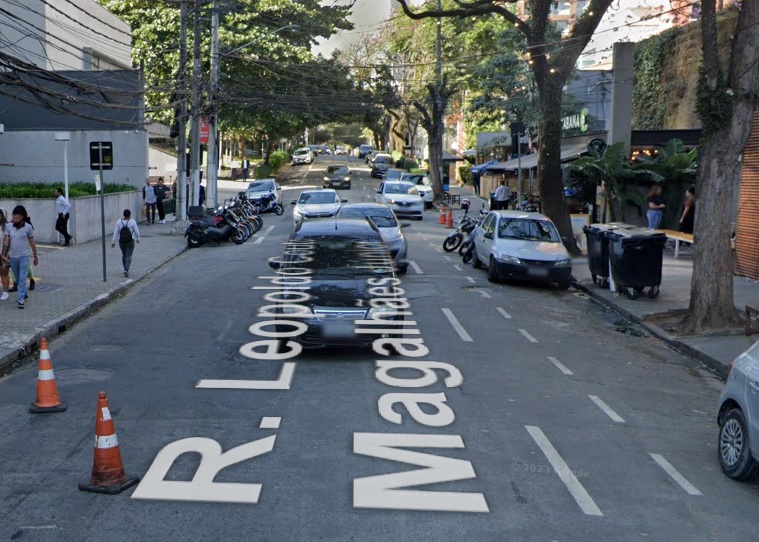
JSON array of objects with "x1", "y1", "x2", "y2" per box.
[{"x1": 562, "y1": 108, "x2": 588, "y2": 133}]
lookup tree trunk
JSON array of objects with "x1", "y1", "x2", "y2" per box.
[
  {"x1": 536, "y1": 79, "x2": 579, "y2": 253},
  {"x1": 264, "y1": 139, "x2": 276, "y2": 166},
  {"x1": 682, "y1": 0, "x2": 759, "y2": 333},
  {"x1": 428, "y1": 122, "x2": 445, "y2": 201},
  {"x1": 237, "y1": 134, "x2": 246, "y2": 161}
]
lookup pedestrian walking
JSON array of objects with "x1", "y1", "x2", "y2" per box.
[
  {"x1": 2, "y1": 206, "x2": 38, "y2": 309},
  {"x1": 0, "y1": 209, "x2": 10, "y2": 302},
  {"x1": 472, "y1": 172, "x2": 481, "y2": 196},
  {"x1": 493, "y1": 180, "x2": 509, "y2": 210},
  {"x1": 54, "y1": 188, "x2": 73, "y2": 245},
  {"x1": 155, "y1": 177, "x2": 170, "y2": 224},
  {"x1": 646, "y1": 185, "x2": 666, "y2": 230},
  {"x1": 679, "y1": 186, "x2": 696, "y2": 235},
  {"x1": 143, "y1": 178, "x2": 157, "y2": 225},
  {"x1": 111, "y1": 209, "x2": 140, "y2": 278},
  {"x1": 199, "y1": 183, "x2": 206, "y2": 207},
  {"x1": 231, "y1": 159, "x2": 240, "y2": 181},
  {"x1": 242, "y1": 158, "x2": 250, "y2": 182}
]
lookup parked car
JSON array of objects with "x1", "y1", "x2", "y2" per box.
[
  {"x1": 376, "y1": 180, "x2": 424, "y2": 220},
  {"x1": 246, "y1": 178, "x2": 280, "y2": 202},
  {"x1": 400, "y1": 173, "x2": 433, "y2": 208},
  {"x1": 471, "y1": 210, "x2": 572, "y2": 289},
  {"x1": 334, "y1": 146, "x2": 349, "y2": 155},
  {"x1": 268, "y1": 218, "x2": 401, "y2": 348},
  {"x1": 291, "y1": 147, "x2": 314, "y2": 165},
  {"x1": 290, "y1": 188, "x2": 346, "y2": 224},
  {"x1": 371, "y1": 154, "x2": 393, "y2": 178},
  {"x1": 383, "y1": 168, "x2": 406, "y2": 182},
  {"x1": 366, "y1": 150, "x2": 383, "y2": 165},
  {"x1": 717, "y1": 341, "x2": 759, "y2": 481},
  {"x1": 318, "y1": 145, "x2": 331, "y2": 155},
  {"x1": 337, "y1": 203, "x2": 409, "y2": 274},
  {"x1": 358, "y1": 144, "x2": 374, "y2": 159},
  {"x1": 323, "y1": 165, "x2": 352, "y2": 190}
]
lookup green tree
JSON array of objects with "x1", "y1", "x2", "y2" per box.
[{"x1": 396, "y1": 0, "x2": 617, "y2": 253}]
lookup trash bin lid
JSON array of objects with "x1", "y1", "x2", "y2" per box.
[
  {"x1": 584, "y1": 222, "x2": 636, "y2": 233},
  {"x1": 607, "y1": 227, "x2": 667, "y2": 240}
]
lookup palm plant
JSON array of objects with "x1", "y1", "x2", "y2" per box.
[{"x1": 563, "y1": 142, "x2": 645, "y2": 222}]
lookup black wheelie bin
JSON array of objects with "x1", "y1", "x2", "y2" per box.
[
  {"x1": 606, "y1": 227, "x2": 667, "y2": 300},
  {"x1": 583, "y1": 223, "x2": 634, "y2": 288}
]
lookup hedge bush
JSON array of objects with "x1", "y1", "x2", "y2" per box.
[
  {"x1": 459, "y1": 166, "x2": 473, "y2": 185},
  {"x1": 0, "y1": 182, "x2": 136, "y2": 199},
  {"x1": 269, "y1": 151, "x2": 288, "y2": 172}
]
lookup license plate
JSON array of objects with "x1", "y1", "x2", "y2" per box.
[
  {"x1": 528, "y1": 267, "x2": 549, "y2": 277},
  {"x1": 321, "y1": 321, "x2": 355, "y2": 339}
]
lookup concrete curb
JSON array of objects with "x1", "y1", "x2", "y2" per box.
[
  {"x1": 571, "y1": 278, "x2": 729, "y2": 379},
  {"x1": 0, "y1": 245, "x2": 188, "y2": 375}
]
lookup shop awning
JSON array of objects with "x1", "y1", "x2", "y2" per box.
[
  {"x1": 442, "y1": 151, "x2": 465, "y2": 162},
  {"x1": 470, "y1": 159, "x2": 499, "y2": 174},
  {"x1": 486, "y1": 143, "x2": 589, "y2": 172}
]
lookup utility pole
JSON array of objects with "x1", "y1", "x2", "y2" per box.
[
  {"x1": 435, "y1": 0, "x2": 444, "y2": 190},
  {"x1": 189, "y1": 0, "x2": 202, "y2": 209},
  {"x1": 175, "y1": 1, "x2": 188, "y2": 221},
  {"x1": 207, "y1": 0, "x2": 219, "y2": 210}
]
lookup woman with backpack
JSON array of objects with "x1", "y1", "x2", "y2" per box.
[{"x1": 111, "y1": 209, "x2": 140, "y2": 277}]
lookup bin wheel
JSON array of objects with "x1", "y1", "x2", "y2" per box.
[
  {"x1": 648, "y1": 286, "x2": 660, "y2": 299},
  {"x1": 626, "y1": 287, "x2": 638, "y2": 300},
  {"x1": 592, "y1": 273, "x2": 597, "y2": 284},
  {"x1": 634, "y1": 286, "x2": 645, "y2": 293}
]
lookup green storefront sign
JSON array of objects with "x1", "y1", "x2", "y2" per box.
[{"x1": 562, "y1": 108, "x2": 589, "y2": 134}]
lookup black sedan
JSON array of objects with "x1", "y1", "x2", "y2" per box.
[{"x1": 322, "y1": 165, "x2": 352, "y2": 189}]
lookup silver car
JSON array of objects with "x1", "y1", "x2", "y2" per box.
[
  {"x1": 376, "y1": 181, "x2": 424, "y2": 220},
  {"x1": 400, "y1": 173, "x2": 434, "y2": 208},
  {"x1": 337, "y1": 203, "x2": 410, "y2": 274},
  {"x1": 717, "y1": 341, "x2": 759, "y2": 480},
  {"x1": 290, "y1": 188, "x2": 346, "y2": 224}
]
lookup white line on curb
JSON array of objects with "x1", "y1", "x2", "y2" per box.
[
  {"x1": 547, "y1": 356, "x2": 573, "y2": 375},
  {"x1": 588, "y1": 395, "x2": 625, "y2": 423},
  {"x1": 253, "y1": 236, "x2": 266, "y2": 244},
  {"x1": 442, "y1": 308, "x2": 473, "y2": 342},
  {"x1": 480, "y1": 291, "x2": 492, "y2": 298},
  {"x1": 408, "y1": 261, "x2": 423, "y2": 274},
  {"x1": 443, "y1": 255, "x2": 452, "y2": 262},
  {"x1": 525, "y1": 426, "x2": 603, "y2": 516},
  {"x1": 650, "y1": 454, "x2": 703, "y2": 496},
  {"x1": 496, "y1": 307, "x2": 511, "y2": 319},
  {"x1": 466, "y1": 276, "x2": 476, "y2": 284},
  {"x1": 519, "y1": 329, "x2": 538, "y2": 343}
]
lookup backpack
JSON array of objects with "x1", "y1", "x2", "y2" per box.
[{"x1": 119, "y1": 220, "x2": 133, "y2": 244}]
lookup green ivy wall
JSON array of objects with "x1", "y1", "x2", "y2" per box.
[{"x1": 631, "y1": 9, "x2": 739, "y2": 130}]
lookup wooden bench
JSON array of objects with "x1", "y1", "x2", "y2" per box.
[{"x1": 655, "y1": 230, "x2": 693, "y2": 259}]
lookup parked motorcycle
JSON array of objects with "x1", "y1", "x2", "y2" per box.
[
  {"x1": 443, "y1": 214, "x2": 478, "y2": 252},
  {"x1": 253, "y1": 193, "x2": 285, "y2": 216},
  {"x1": 459, "y1": 210, "x2": 487, "y2": 264}
]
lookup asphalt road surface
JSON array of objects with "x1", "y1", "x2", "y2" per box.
[{"x1": 1, "y1": 155, "x2": 758, "y2": 542}]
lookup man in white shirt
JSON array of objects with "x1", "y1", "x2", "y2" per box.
[
  {"x1": 493, "y1": 181, "x2": 509, "y2": 210},
  {"x1": 54, "y1": 188, "x2": 72, "y2": 245}
]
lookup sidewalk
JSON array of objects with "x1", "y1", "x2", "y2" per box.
[
  {"x1": 572, "y1": 250, "x2": 759, "y2": 377},
  {"x1": 0, "y1": 221, "x2": 187, "y2": 372}
]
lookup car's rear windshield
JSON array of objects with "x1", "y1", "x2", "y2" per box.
[
  {"x1": 375, "y1": 156, "x2": 392, "y2": 164},
  {"x1": 298, "y1": 192, "x2": 339, "y2": 204},
  {"x1": 338, "y1": 207, "x2": 398, "y2": 228},
  {"x1": 284, "y1": 236, "x2": 393, "y2": 277},
  {"x1": 294, "y1": 149, "x2": 309, "y2": 155},
  {"x1": 327, "y1": 166, "x2": 349, "y2": 174},
  {"x1": 247, "y1": 180, "x2": 275, "y2": 191},
  {"x1": 498, "y1": 218, "x2": 560, "y2": 242},
  {"x1": 385, "y1": 183, "x2": 418, "y2": 195}
]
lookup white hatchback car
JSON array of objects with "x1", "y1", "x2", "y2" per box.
[
  {"x1": 291, "y1": 147, "x2": 314, "y2": 165},
  {"x1": 717, "y1": 341, "x2": 759, "y2": 481},
  {"x1": 290, "y1": 188, "x2": 346, "y2": 224},
  {"x1": 472, "y1": 210, "x2": 572, "y2": 289},
  {"x1": 376, "y1": 181, "x2": 424, "y2": 220},
  {"x1": 400, "y1": 173, "x2": 434, "y2": 208}
]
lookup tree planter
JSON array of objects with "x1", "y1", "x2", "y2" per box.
[{"x1": 0, "y1": 191, "x2": 140, "y2": 244}]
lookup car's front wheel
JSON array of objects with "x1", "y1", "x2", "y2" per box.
[
  {"x1": 487, "y1": 257, "x2": 499, "y2": 283},
  {"x1": 719, "y1": 408, "x2": 759, "y2": 480}
]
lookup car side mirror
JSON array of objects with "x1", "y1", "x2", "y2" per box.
[
  {"x1": 276, "y1": 185, "x2": 282, "y2": 190},
  {"x1": 561, "y1": 236, "x2": 569, "y2": 246},
  {"x1": 290, "y1": 201, "x2": 297, "y2": 205},
  {"x1": 401, "y1": 222, "x2": 411, "y2": 229},
  {"x1": 484, "y1": 232, "x2": 493, "y2": 240},
  {"x1": 377, "y1": 190, "x2": 382, "y2": 194},
  {"x1": 268, "y1": 261, "x2": 281, "y2": 270},
  {"x1": 341, "y1": 199, "x2": 349, "y2": 203}
]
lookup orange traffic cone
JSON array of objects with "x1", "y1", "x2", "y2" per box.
[
  {"x1": 79, "y1": 391, "x2": 139, "y2": 494},
  {"x1": 438, "y1": 205, "x2": 447, "y2": 224},
  {"x1": 29, "y1": 338, "x2": 66, "y2": 414},
  {"x1": 445, "y1": 208, "x2": 454, "y2": 228}
]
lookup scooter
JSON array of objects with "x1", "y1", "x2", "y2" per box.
[
  {"x1": 185, "y1": 209, "x2": 241, "y2": 248},
  {"x1": 443, "y1": 215, "x2": 477, "y2": 252},
  {"x1": 253, "y1": 193, "x2": 285, "y2": 216}
]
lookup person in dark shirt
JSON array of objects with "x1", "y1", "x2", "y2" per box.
[
  {"x1": 680, "y1": 187, "x2": 695, "y2": 234},
  {"x1": 154, "y1": 177, "x2": 170, "y2": 224},
  {"x1": 646, "y1": 185, "x2": 665, "y2": 229}
]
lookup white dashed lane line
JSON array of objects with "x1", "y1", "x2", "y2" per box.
[
  {"x1": 466, "y1": 276, "x2": 476, "y2": 284},
  {"x1": 526, "y1": 426, "x2": 603, "y2": 517},
  {"x1": 547, "y1": 356, "x2": 573, "y2": 375},
  {"x1": 588, "y1": 395, "x2": 625, "y2": 423},
  {"x1": 649, "y1": 454, "x2": 703, "y2": 496},
  {"x1": 496, "y1": 307, "x2": 512, "y2": 319},
  {"x1": 441, "y1": 308, "x2": 473, "y2": 342},
  {"x1": 453, "y1": 264, "x2": 462, "y2": 271},
  {"x1": 408, "y1": 261, "x2": 424, "y2": 274},
  {"x1": 518, "y1": 329, "x2": 538, "y2": 343}
]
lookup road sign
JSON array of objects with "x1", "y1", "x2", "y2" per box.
[
  {"x1": 90, "y1": 142, "x2": 113, "y2": 171},
  {"x1": 199, "y1": 117, "x2": 210, "y2": 144}
]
